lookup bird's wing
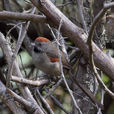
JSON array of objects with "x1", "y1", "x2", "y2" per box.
[{"x1": 45, "y1": 43, "x2": 70, "y2": 69}]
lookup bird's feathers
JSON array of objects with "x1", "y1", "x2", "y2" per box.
[
  {"x1": 34, "y1": 37, "x2": 70, "y2": 69},
  {"x1": 35, "y1": 37, "x2": 50, "y2": 42}
]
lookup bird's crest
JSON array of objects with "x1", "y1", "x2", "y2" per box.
[{"x1": 35, "y1": 37, "x2": 50, "y2": 42}]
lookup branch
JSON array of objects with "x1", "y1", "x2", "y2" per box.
[
  {"x1": 76, "y1": 0, "x2": 87, "y2": 33},
  {"x1": 44, "y1": 78, "x2": 63, "y2": 98},
  {"x1": 7, "y1": 88, "x2": 38, "y2": 113},
  {"x1": 50, "y1": 95, "x2": 70, "y2": 114},
  {"x1": 87, "y1": 2, "x2": 114, "y2": 98},
  {"x1": 87, "y1": 2, "x2": 114, "y2": 43},
  {"x1": 45, "y1": 89, "x2": 70, "y2": 114},
  {"x1": 36, "y1": 89, "x2": 54, "y2": 114},
  {"x1": 71, "y1": 75, "x2": 104, "y2": 109},
  {"x1": 0, "y1": 11, "x2": 46, "y2": 23},
  {"x1": 11, "y1": 76, "x2": 49, "y2": 86},
  {"x1": 0, "y1": 81, "x2": 26, "y2": 114}
]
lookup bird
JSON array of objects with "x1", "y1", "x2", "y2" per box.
[{"x1": 31, "y1": 37, "x2": 70, "y2": 76}]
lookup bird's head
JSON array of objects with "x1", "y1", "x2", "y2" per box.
[{"x1": 32, "y1": 37, "x2": 51, "y2": 53}]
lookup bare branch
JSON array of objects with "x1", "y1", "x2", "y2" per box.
[
  {"x1": 76, "y1": 0, "x2": 87, "y2": 33},
  {"x1": 36, "y1": 89, "x2": 54, "y2": 114},
  {"x1": 7, "y1": 88, "x2": 38, "y2": 113},
  {"x1": 0, "y1": 11, "x2": 46, "y2": 23},
  {"x1": 44, "y1": 78, "x2": 63, "y2": 98},
  {"x1": 87, "y1": 2, "x2": 114, "y2": 98},
  {"x1": 11, "y1": 76, "x2": 49, "y2": 86}
]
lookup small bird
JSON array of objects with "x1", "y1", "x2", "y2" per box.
[{"x1": 32, "y1": 37, "x2": 70, "y2": 76}]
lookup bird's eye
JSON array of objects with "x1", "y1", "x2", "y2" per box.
[
  {"x1": 38, "y1": 43, "x2": 42, "y2": 46},
  {"x1": 34, "y1": 46, "x2": 41, "y2": 53}
]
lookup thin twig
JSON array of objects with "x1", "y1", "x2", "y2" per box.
[
  {"x1": 56, "y1": 19, "x2": 82, "y2": 114},
  {"x1": 45, "y1": 89, "x2": 70, "y2": 114},
  {"x1": 97, "y1": 72, "x2": 105, "y2": 114},
  {"x1": 47, "y1": 20, "x2": 82, "y2": 113},
  {"x1": 56, "y1": 1, "x2": 72, "y2": 7},
  {"x1": 44, "y1": 78, "x2": 63, "y2": 98},
  {"x1": 47, "y1": 24, "x2": 61, "y2": 46},
  {"x1": 19, "y1": 54, "x2": 28, "y2": 77},
  {"x1": 36, "y1": 89, "x2": 54, "y2": 114},
  {"x1": 6, "y1": 22, "x2": 26, "y2": 37},
  {"x1": 97, "y1": 89, "x2": 104, "y2": 114},
  {"x1": 76, "y1": 0, "x2": 87, "y2": 33},
  {"x1": 55, "y1": 30, "x2": 69, "y2": 62},
  {"x1": 87, "y1": 2, "x2": 114, "y2": 98},
  {"x1": 50, "y1": 95, "x2": 70, "y2": 114}
]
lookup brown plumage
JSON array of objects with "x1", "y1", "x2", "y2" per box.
[{"x1": 32, "y1": 37, "x2": 70, "y2": 76}]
